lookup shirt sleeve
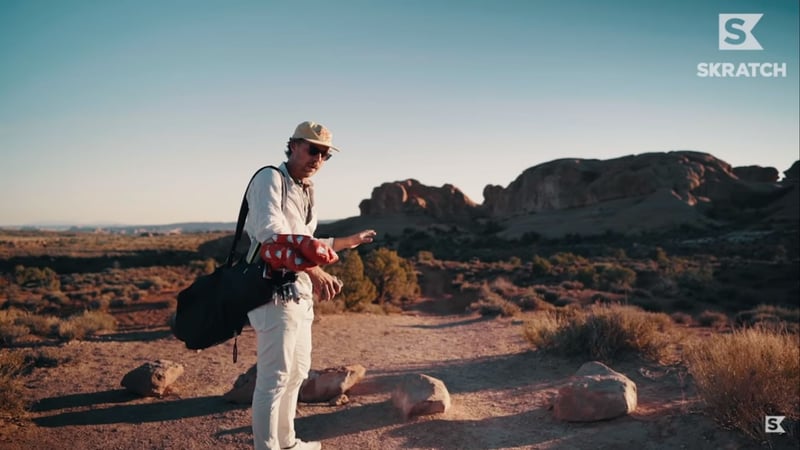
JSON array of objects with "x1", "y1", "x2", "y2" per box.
[{"x1": 245, "y1": 168, "x2": 290, "y2": 244}]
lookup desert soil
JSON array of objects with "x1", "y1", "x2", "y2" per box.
[{"x1": 0, "y1": 298, "x2": 794, "y2": 450}]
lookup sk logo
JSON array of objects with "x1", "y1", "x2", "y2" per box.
[
  {"x1": 719, "y1": 14, "x2": 763, "y2": 50},
  {"x1": 765, "y1": 416, "x2": 786, "y2": 434}
]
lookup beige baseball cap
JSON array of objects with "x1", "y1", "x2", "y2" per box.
[{"x1": 291, "y1": 121, "x2": 340, "y2": 152}]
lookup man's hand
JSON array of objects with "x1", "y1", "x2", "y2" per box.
[
  {"x1": 333, "y1": 229, "x2": 377, "y2": 252},
  {"x1": 306, "y1": 266, "x2": 343, "y2": 302}
]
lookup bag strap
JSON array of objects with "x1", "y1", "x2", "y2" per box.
[{"x1": 225, "y1": 165, "x2": 285, "y2": 267}]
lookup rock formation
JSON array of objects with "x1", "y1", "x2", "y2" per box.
[
  {"x1": 482, "y1": 151, "x2": 782, "y2": 216},
  {"x1": 733, "y1": 165, "x2": 780, "y2": 183},
  {"x1": 359, "y1": 179, "x2": 478, "y2": 221},
  {"x1": 337, "y1": 152, "x2": 798, "y2": 238}
]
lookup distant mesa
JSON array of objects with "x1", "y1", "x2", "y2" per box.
[
  {"x1": 482, "y1": 151, "x2": 779, "y2": 216},
  {"x1": 346, "y1": 150, "x2": 798, "y2": 238}
]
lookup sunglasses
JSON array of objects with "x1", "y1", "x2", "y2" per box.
[{"x1": 307, "y1": 143, "x2": 333, "y2": 161}]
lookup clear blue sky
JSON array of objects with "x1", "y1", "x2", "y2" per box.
[{"x1": 1, "y1": 0, "x2": 798, "y2": 226}]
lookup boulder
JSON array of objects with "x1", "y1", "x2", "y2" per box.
[
  {"x1": 121, "y1": 360, "x2": 184, "y2": 397},
  {"x1": 223, "y1": 364, "x2": 367, "y2": 405},
  {"x1": 299, "y1": 365, "x2": 367, "y2": 403},
  {"x1": 392, "y1": 374, "x2": 451, "y2": 418},
  {"x1": 553, "y1": 361, "x2": 637, "y2": 422}
]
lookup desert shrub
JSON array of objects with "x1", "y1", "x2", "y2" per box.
[
  {"x1": 684, "y1": 327, "x2": 800, "y2": 441},
  {"x1": 42, "y1": 292, "x2": 69, "y2": 307},
  {"x1": 590, "y1": 292, "x2": 612, "y2": 304},
  {"x1": 542, "y1": 290, "x2": 560, "y2": 303},
  {"x1": 671, "y1": 312, "x2": 694, "y2": 325},
  {"x1": 314, "y1": 299, "x2": 344, "y2": 316},
  {"x1": 610, "y1": 248, "x2": 628, "y2": 259},
  {"x1": 12, "y1": 265, "x2": 60, "y2": 290},
  {"x1": 652, "y1": 247, "x2": 670, "y2": 267},
  {"x1": 697, "y1": 310, "x2": 729, "y2": 328},
  {"x1": 517, "y1": 291, "x2": 556, "y2": 312},
  {"x1": 573, "y1": 266, "x2": 598, "y2": 288},
  {"x1": 469, "y1": 286, "x2": 521, "y2": 317},
  {"x1": 559, "y1": 280, "x2": 584, "y2": 290},
  {"x1": 524, "y1": 304, "x2": 677, "y2": 363},
  {"x1": 487, "y1": 277, "x2": 518, "y2": 299},
  {"x1": 137, "y1": 276, "x2": 166, "y2": 292},
  {"x1": 554, "y1": 296, "x2": 580, "y2": 308},
  {"x1": 677, "y1": 263, "x2": 714, "y2": 289},
  {"x1": 0, "y1": 323, "x2": 30, "y2": 345},
  {"x1": 364, "y1": 248, "x2": 419, "y2": 306},
  {"x1": 325, "y1": 250, "x2": 378, "y2": 311},
  {"x1": 0, "y1": 350, "x2": 27, "y2": 420},
  {"x1": 14, "y1": 313, "x2": 60, "y2": 337},
  {"x1": 356, "y1": 302, "x2": 387, "y2": 315},
  {"x1": 24, "y1": 348, "x2": 70, "y2": 369},
  {"x1": 0, "y1": 309, "x2": 32, "y2": 344},
  {"x1": 550, "y1": 252, "x2": 588, "y2": 266},
  {"x1": 531, "y1": 255, "x2": 553, "y2": 276},
  {"x1": 596, "y1": 264, "x2": 637, "y2": 291},
  {"x1": 416, "y1": 250, "x2": 435, "y2": 262},
  {"x1": 57, "y1": 311, "x2": 116, "y2": 341},
  {"x1": 735, "y1": 305, "x2": 800, "y2": 333},
  {"x1": 89, "y1": 295, "x2": 112, "y2": 312}
]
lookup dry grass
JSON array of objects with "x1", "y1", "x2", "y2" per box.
[
  {"x1": 0, "y1": 309, "x2": 32, "y2": 345},
  {"x1": 1, "y1": 308, "x2": 116, "y2": 343},
  {"x1": 736, "y1": 304, "x2": 800, "y2": 333},
  {"x1": 524, "y1": 303, "x2": 679, "y2": 363},
  {"x1": 57, "y1": 311, "x2": 117, "y2": 341},
  {"x1": 684, "y1": 327, "x2": 800, "y2": 441},
  {"x1": 14, "y1": 312, "x2": 60, "y2": 337},
  {"x1": 0, "y1": 350, "x2": 27, "y2": 420}
]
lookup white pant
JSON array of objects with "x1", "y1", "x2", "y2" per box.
[{"x1": 247, "y1": 298, "x2": 314, "y2": 450}]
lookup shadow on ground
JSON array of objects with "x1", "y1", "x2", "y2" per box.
[{"x1": 33, "y1": 394, "x2": 246, "y2": 427}]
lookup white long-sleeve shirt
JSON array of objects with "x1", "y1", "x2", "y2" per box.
[{"x1": 243, "y1": 162, "x2": 333, "y2": 300}]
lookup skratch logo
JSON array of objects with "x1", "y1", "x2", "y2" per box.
[
  {"x1": 719, "y1": 14, "x2": 763, "y2": 50},
  {"x1": 696, "y1": 13, "x2": 788, "y2": 78}
]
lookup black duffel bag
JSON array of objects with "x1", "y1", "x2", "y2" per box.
[
  {"x1": 172, "y1": 258, "x2": 272, "y2": 351},
  {"x1": 171, "y1": 166, "x2": 288, "y2": 361}
]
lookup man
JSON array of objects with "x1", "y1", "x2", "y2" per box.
[{"x1": 244, "y1": 121, "x2": 376, "y2": 450}]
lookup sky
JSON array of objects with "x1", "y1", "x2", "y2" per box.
[{"x1": 1, "y1": 0, "x2": 798, "y2": 226}]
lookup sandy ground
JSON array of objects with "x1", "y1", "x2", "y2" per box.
[{"x1": 1, "y1": 302, "x2": 795, "y2": 450}]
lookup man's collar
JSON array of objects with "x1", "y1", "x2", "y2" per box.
[{"x1": 280, "y1": 162, "x2": 313, "y2": 188}]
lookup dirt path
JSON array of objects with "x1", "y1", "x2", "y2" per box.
[{"x1": 0, "y1": 311, "x2": 791, "y2": 449}]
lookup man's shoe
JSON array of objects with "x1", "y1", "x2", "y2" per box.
[{"x1": 282, "y1": 440, "x2": 321, "y2": 450}]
